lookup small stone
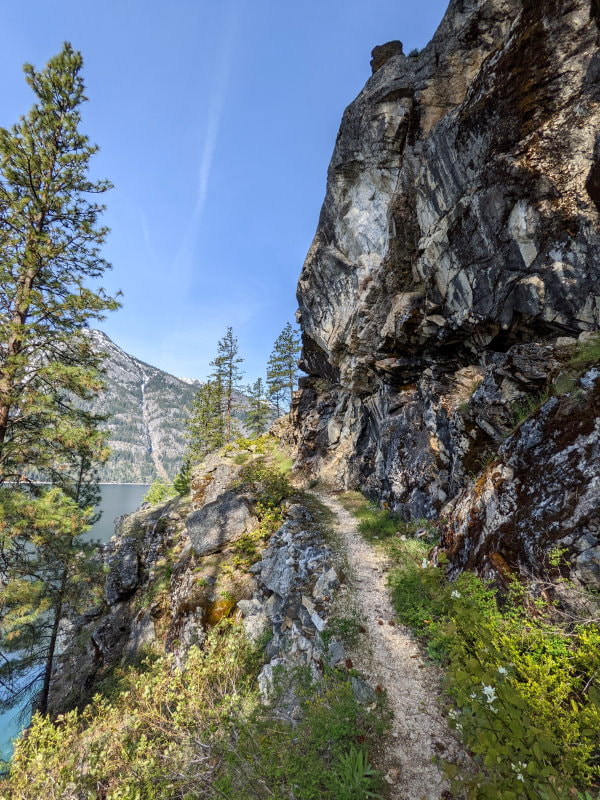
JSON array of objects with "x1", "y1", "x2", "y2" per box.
[
  {"x1": 327, "y1": 640, "x2": 345, "y2": 666},
  {"x1": 384, "y1": 768, "x2": 399, "y2": 785},
  {"x1": 351, "y1": 676, "x2": 377, "y2": 704}
]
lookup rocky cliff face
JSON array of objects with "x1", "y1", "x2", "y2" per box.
[{"x1": 293, "y1": 0, "x2": 600, "y2": 582}]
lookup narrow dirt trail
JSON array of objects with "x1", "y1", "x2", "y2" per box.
[{"x1": 317, "y1": 491, "x2": 455, "y2": 800}]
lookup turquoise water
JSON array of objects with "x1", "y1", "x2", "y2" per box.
[{"x1": 0, "y1": 483, "x2": 150, "y2": 764}]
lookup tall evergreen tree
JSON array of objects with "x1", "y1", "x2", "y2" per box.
[
  {"x1": 186, "y1": 378, "x2": 225, "y2": 462},
  {"x1": 245, "y1": 377, "x2": 270, "y2": 436},
  {"x1": 0, "y1": 44, "x2": 117, "y2": 714},
  {"x1": 0, "y1": 42, "x2": 119, "y2": 485},
  {"x1": 266, "y1": 322, "x2": 301, "y2": 413},
  {"x1": 210, "y1": 327, "x2": 244, "y2": 442}
]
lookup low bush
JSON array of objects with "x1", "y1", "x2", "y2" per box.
[
  {"x1": 339, "y1": 491, "x2": 436, "y2": 545},
  {"x1": 2, "y1": 622, "x2": 385, "y2": 800},
  {"x1": 143, "y1": 479, "x2": 177, "y2": 506},
  {"x1": 230, "y1": 459, "x2": 295, "y2": 569}
]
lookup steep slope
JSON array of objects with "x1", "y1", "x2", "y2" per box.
[
  {"x1": 292, "y1": 0, "x2": 600, "y2": 582},
  {"x1": 86, "y1": 331, "x2": 198, "y2": 482}
]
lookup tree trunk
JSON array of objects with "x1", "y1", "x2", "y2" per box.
[{"x1": 37, "y1": 572, "x2": 66, "y2": 716}]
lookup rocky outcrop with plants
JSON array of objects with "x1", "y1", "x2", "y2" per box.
[
  {"x1": 43, "y1": 437, "x2": 360, "y2": 724},
  {"x1": 292, "y1": 0, "x2": 600, "y2": 584}
]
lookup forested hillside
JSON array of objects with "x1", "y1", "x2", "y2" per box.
[
  {"x1": 88, "y1": 331, "x2": 257, "y2": 483},
  {"x1": 86, "y1": 331, "x2": 196, "y2": 482}
]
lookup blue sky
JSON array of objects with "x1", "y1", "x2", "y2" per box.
[{"x1": 0, "y1": 0, "x2": 448, "y2": 382}]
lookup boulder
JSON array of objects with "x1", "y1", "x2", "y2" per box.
[
  {"x1": 105, "y1": 535, "x2": 139, "y2": 605},
  {"x1": 186, "y1": 490, "x2": 258, "y2": 556}
]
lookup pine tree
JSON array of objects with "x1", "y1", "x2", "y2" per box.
[
  {"x1": 245, "y1": 377, "x2": 271, "y2": 436},
  {"x1": 210, "y1": 327, "x2": 244, "y2": 441},
  {"x1": 266, "y1": 322, "x2": 301, "y2": 413},
  {"x1": 0, "y1": 486, "x2": 102, "y2": 715},
  {"x1": 173, "y1": 458, "x2": 191, "y2": 495},
  {"x1": 0, "y1": 44, "x2": 117, "y2": 715},
  {"x1": 0, "y1": 43, "x2": 120, "y2": 485},
  {"x1": 186, "y1": 378, "x2": 225, "y2": 462}
]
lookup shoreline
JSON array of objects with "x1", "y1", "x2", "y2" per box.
[{"x1": 34, "y1": 482, "x2": 151, "y2": 487}]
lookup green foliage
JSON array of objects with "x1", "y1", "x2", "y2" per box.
[
  {"x1": 186, "y1": 378, "x2": 226, "y2": 463},
  {"x1": 0, "y1": 486, "x2": 101, "y2": 714},
  {"x1": 238, "y1": 458, "x2": 293, "y2": 510},
  {"x1": 2, "y1": 623, "x2": 384, "y2": 800},
  {"x1": 0, "y1": 44, "x2": 117, "y2": 715},
  {"x1": 338, "y1": 491, "x2": 435, "y2": 544},
  {"x1": 0, "y1": 43, "x2": 119, "y2": 485},
  {"x1": 245, "y1": 377, "x2": 271, "y2": 436},
  {"x1": 266, "y1": 321, "x2": 301, "y2": 414},
  {"x1": 210, "y1": 326, "x2": 244, "y2": 442},
  {"x1": 215, "y1": 665, "x2": 386, "y2": 800},
  {"x1": 387, "y1": 548, "x2": 600, "y2": 798},
  {"x1": 173, "y1": 459, "x2": 191, "y2": 495},
  {"x1": 407, "y1": 47, "x2": 422, "y2": 57},
  {"x1": 143, "y1": 479, "x2": 177, "y2": 506},
  {"x1": 232, "y1": 434, "x2": 270, "y2": 453},
  {"x1": 231, "y1": 459, "x2": 294, "y2": 569},
  {"x1": 333, "y1": 746, "x2": 383, "y2": 800},
  {"x1": 570, "y1": 333, "x2": 600, "y2": 365},
  {"x1": 508, "y1": 390, "x2": 552, "y2": 429},
  {"x1": 322, "y1": 615, "x2": 364, "y2": 650}
]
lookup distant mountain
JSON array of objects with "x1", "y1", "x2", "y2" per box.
[
  {"x1": 85, "y1": 332, "x2": 267, "y2": 483},
  {"x1": 87, "y1": 331, "x2": 198, "y2": 483}
]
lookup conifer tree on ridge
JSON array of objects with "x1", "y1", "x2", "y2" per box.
[
  {"x1": 0, "y1": 43, "x2": 118, "y2": 715},
  {"x1": 210, "y1": 327, "x2": 244, "y2": 442},
  {"x1": 266, "y1": 322, "x2": 301, "y2": 414}
]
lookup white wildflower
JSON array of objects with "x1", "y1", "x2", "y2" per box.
[
  {"x1": 450, "y1": 590, "x2": 461, "y2": 599},
  {"x1": 516, "y1": 774, "x2": 524, "y2": 782},
  {"x1": 498, "y1": 666, "x2": 507, "y2": 675},
  {"x1": 470, "y1": 692, "x2": 477, "y2": 700},
  {"x1": 481, "y1": 684, "x2": 497, "y2": 704},
  {"x1": 421, "y1": 558, "x2": 428, "y2": 569}
]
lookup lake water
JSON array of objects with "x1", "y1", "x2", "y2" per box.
[
  {"x1": 85, "y1": 484, "x2": 151, "y2": 543},
  {"x1": 0, "y1": 483, "x2": 150, "y2": 764}
]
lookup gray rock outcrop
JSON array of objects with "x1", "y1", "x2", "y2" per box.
[
  {"x1": 292, "y1": 0, "x2": 600, "y2": 581},
  {"x1": 186, "y1": 490, "x2": 258, "y2": 556}
]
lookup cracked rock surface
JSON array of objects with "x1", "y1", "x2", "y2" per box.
[{"x1": 292, "y1": 0, "x2": 600, "y2": 582}]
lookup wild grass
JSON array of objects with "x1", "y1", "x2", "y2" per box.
[{"x1": 569, "y1": 333, "x2": 600, "y2": 366}]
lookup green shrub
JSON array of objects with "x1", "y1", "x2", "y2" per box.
[
  {"x1": 338, "y1": 491, "x2": 436, "y2": 544},
  {"x1": 238, "y1": 458, "x2": 293, "y2": 509},
  {"x1": 173, "y1": 460, "x2": 191, "y2": 494},
  {"x1": 508, "y1": 390, "x2": 552, "y2": 429},
  {"x1": 215, "y1": 665, "x2": 387, "y2": 800},
  {"x1": 2, "y1": 623, "x2": 386, "y2": 800},
  {"x1": 143, "y1": 479, "x2": 177, "y2": 505}
]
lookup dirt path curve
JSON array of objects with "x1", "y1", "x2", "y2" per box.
[{"x1": 316, "y1": 491, "x2": 455, "y2": 800}]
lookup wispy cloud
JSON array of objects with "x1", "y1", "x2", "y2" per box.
[{"x1": 171, "y1": 1, "x2": 239, "y2": 288}]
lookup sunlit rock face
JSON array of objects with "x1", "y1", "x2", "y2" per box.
[{"x1": 293, "y1": 0, "x2": 600, "y2": 578}]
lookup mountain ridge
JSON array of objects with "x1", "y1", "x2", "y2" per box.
[{"x1": 87, "y1": 330, "x2": 199, "y2": 483}]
